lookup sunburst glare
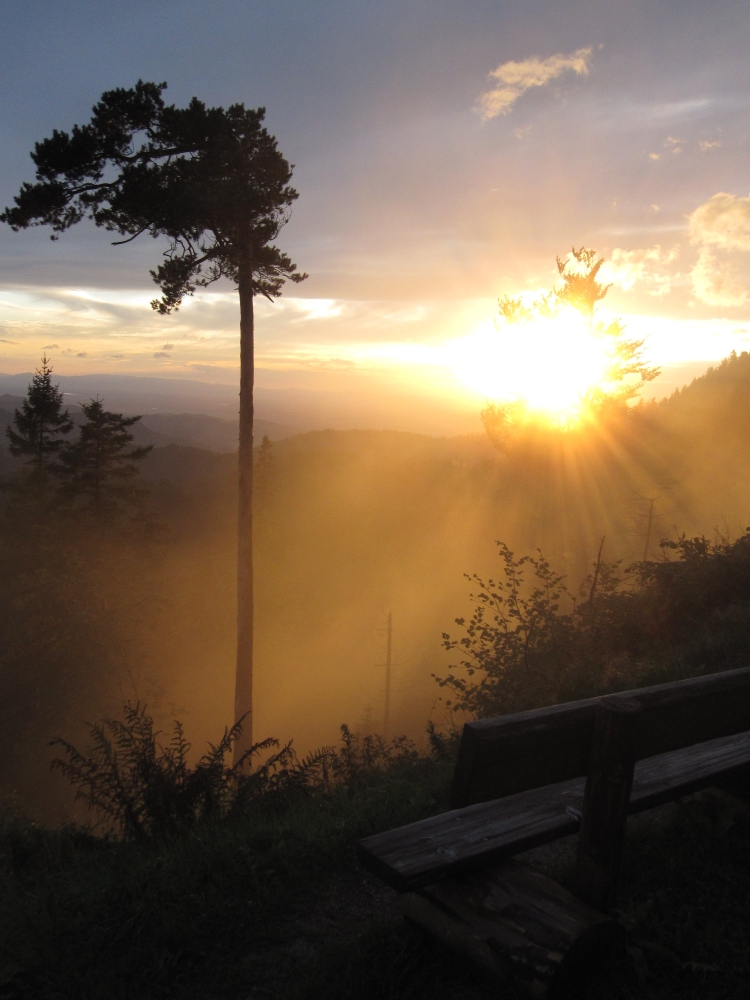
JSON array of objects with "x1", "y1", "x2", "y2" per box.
[{"x1": 446, "y1": 306, "x2": 614, "y2": 425}]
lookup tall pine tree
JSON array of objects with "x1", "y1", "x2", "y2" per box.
[
  {"x1": 60, "y1": 399, "x2": 152, "y2": 515},
  {"x1": 7, "y1": 357, "x2": 73, "y2": 479},
  {"x1": 1, "y1": 80, "x2": 306, "y2": 750}
]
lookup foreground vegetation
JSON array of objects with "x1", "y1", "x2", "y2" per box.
[{"x1": 0, "y1": 739, "x2": 748, "y2": 1000}]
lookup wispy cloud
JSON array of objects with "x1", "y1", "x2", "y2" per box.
[
  {"x1": 649, "y1": 136, "x2": 684, "y2": 160},
  {"x1": 476, "y1": 47, "x2": 592, "y2": 121}
]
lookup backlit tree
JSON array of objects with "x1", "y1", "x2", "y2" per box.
[{"x1": 1, "y1": 81, "x2": 306, "y2": 750}]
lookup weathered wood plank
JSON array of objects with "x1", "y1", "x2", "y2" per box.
[
  {"x1": 403, "y1": 859, "x2": 625, "y2": 999},
  {"x1": 451, "y1": 666, "x2": 750, "y2": 807},
  {"x1": 360, "y1": 776, "x2": 584, "y2": 889},
  {"x1": 571, "y1": 696, "x2": 641, "y2": 909},
  {"x1": 359, "y1": 729, "x2": 750, "y2": 890}
]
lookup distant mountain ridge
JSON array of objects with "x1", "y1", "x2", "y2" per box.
[
  {"x1": 2, "y1": 351, "x2": 750, "y2": 475},
  {"x1": 0, "y1": 390, "x2": 291, "y2": 455},
  {"x1": 0, "y1": 369, "x2": 482, "y2": 437}
]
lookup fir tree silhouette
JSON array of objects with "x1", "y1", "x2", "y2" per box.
[
  {"x1": 60, "y1": 399, "x2": 152, "y2": 515},
  {"x1": 6, "y1": 356, "x2": 73, "y2": 481}
]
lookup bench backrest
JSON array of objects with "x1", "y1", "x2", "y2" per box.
[{"x1": 450, "y1": 666, "x2": 750, "y2": 808}]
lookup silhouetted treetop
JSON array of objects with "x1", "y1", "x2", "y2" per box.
[
  {"x1": 0, "y1": 80, "x2": 307, "y2": 312},
  {"x1": 556, "y1": 246, "x2": 610, "y2": 320},
  {"x1": 59, "y1": 399, "x2": 152, "y2": 514}
]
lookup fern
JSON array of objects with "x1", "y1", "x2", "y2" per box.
[{"x1": 51, "y1": 703, "x2": 435, "y2": 841}]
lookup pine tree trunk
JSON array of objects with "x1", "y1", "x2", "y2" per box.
[{"x1": 234, "y1": 261, "x2": 254, "y2": 757}]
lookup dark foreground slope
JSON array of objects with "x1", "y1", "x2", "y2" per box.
[{"x1": 0, "y1": 759, "x2": 747, "y2": 1000}]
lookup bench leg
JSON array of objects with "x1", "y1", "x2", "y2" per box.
[
  {"x1": 570, "y1": 695, "x2": 642, "y2": 910},
  {"x1": 403, "y1": 858, "x2": 625, "y2": 999}
]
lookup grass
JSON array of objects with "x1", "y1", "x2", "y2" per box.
[
  {"x1": 0, "y1": 757, "x2": 749, "y2": 999},
  {"x1": 0, "y1": 752, "x2": 453, "y2": 1000}
]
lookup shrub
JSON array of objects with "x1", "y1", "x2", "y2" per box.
[{"x1": 435, "y1": 531, "x2": 750, "y2": 719}]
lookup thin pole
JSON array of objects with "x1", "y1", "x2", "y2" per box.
[
  {"x1": 643, "y1": 498, "x2": 654, "y2": 562},
  {"x1": 384, "y1": 612, "x2": 392, "y2": 736}
]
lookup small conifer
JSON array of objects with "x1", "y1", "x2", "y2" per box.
[
  {"x1": 60, "y1": 399, "x2": 152, "y2": 514},
  {"x1": 6, "y1": 356, "x2": 73, "y2": 479}
]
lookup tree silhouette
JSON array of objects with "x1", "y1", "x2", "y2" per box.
[
  {"x1": 6, "y1": 356, "x2": 73, "y2": 481},
  {"x1": 556, "y1": 246, "x2": 610, "y2": 325},
  {"x1": 1, "y1": 81, "x2": 306, "y2": 748},
  {"x1": 557, "y1": 248, "x2": 659, "y2": 410},
  {"x1": 60, "y1": 399, "x2": 152, "y2": 515}
]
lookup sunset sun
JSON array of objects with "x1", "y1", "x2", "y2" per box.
[{"x1": 449, "y1": 307, "x2": 615, "y2": 426}]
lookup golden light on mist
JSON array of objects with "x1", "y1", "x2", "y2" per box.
[{"x1": 447, "y1": 306, "x2": 615, "y2": 426}]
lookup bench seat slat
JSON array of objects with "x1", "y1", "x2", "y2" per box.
[{"x1": 358, "y1": 730, "x2": 750, "y2": 890}]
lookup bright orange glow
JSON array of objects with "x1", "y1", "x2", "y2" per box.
[{"x1": 446, "y1": 306, "x2": 615, "y2": 426}]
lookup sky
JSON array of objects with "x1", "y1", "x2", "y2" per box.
[{"x1": 1, "y1": 0, "x2": 750, "y2": 429}]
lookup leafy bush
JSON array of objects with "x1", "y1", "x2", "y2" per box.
[{"x1": 436, "y1": 531, "x2": 750, "y2": 718}]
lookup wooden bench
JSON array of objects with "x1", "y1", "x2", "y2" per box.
[{"x1": 358, "y1": 667, "x2": 750, "y2": 997}]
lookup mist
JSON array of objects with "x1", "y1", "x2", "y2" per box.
[{"x1": 3, "y1": 351, "x2": 750, "y2": 820}]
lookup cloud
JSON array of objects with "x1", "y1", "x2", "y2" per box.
[
  {"x1": 288, "y1": 298, "x2": 344, "y2": 321},
  {"x1": 43, "y1": 343, "x2": 59, "y2": 349},
  {"x1": 649, "y1": 136, "x2": 684, "y2": 160},
  {"x1": 699, "y1": 140, "x2": 721, "y2": 152},
  {"x1": 153, "y1": 351, "x2": 171, "y2": 358},
  {"x1": 161, "y1": 343, "x2": 174, "y2": 350},
  {"x1": 602, "y1": 245, "x2": 679, "y2": 296},
  {"x1": 688, "y1": 192, "x2": 750, "y2": 251},
  {"x1": 76, "y1": 352, "x2": 87, "y2": 357},
  {"x1": 476, "y1": 47, "x2": 592, "y2": 120},
  {"x1": 687, "y1": 193, "x2": 750, "y2": 306},
  {"x1": 690, "y1": 248, "x2": 748, "y2": 307}
]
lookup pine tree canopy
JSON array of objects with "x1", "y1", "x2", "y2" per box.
[
  {"x1": 60, "y1": 399, "x2": 152, "y2": 511},
  {"x1": 0, "y1": 80, "x2": 307, "y2": 311},
  {"x1": 6, "y1": 357, "x2": 73, "y2": 474}
]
